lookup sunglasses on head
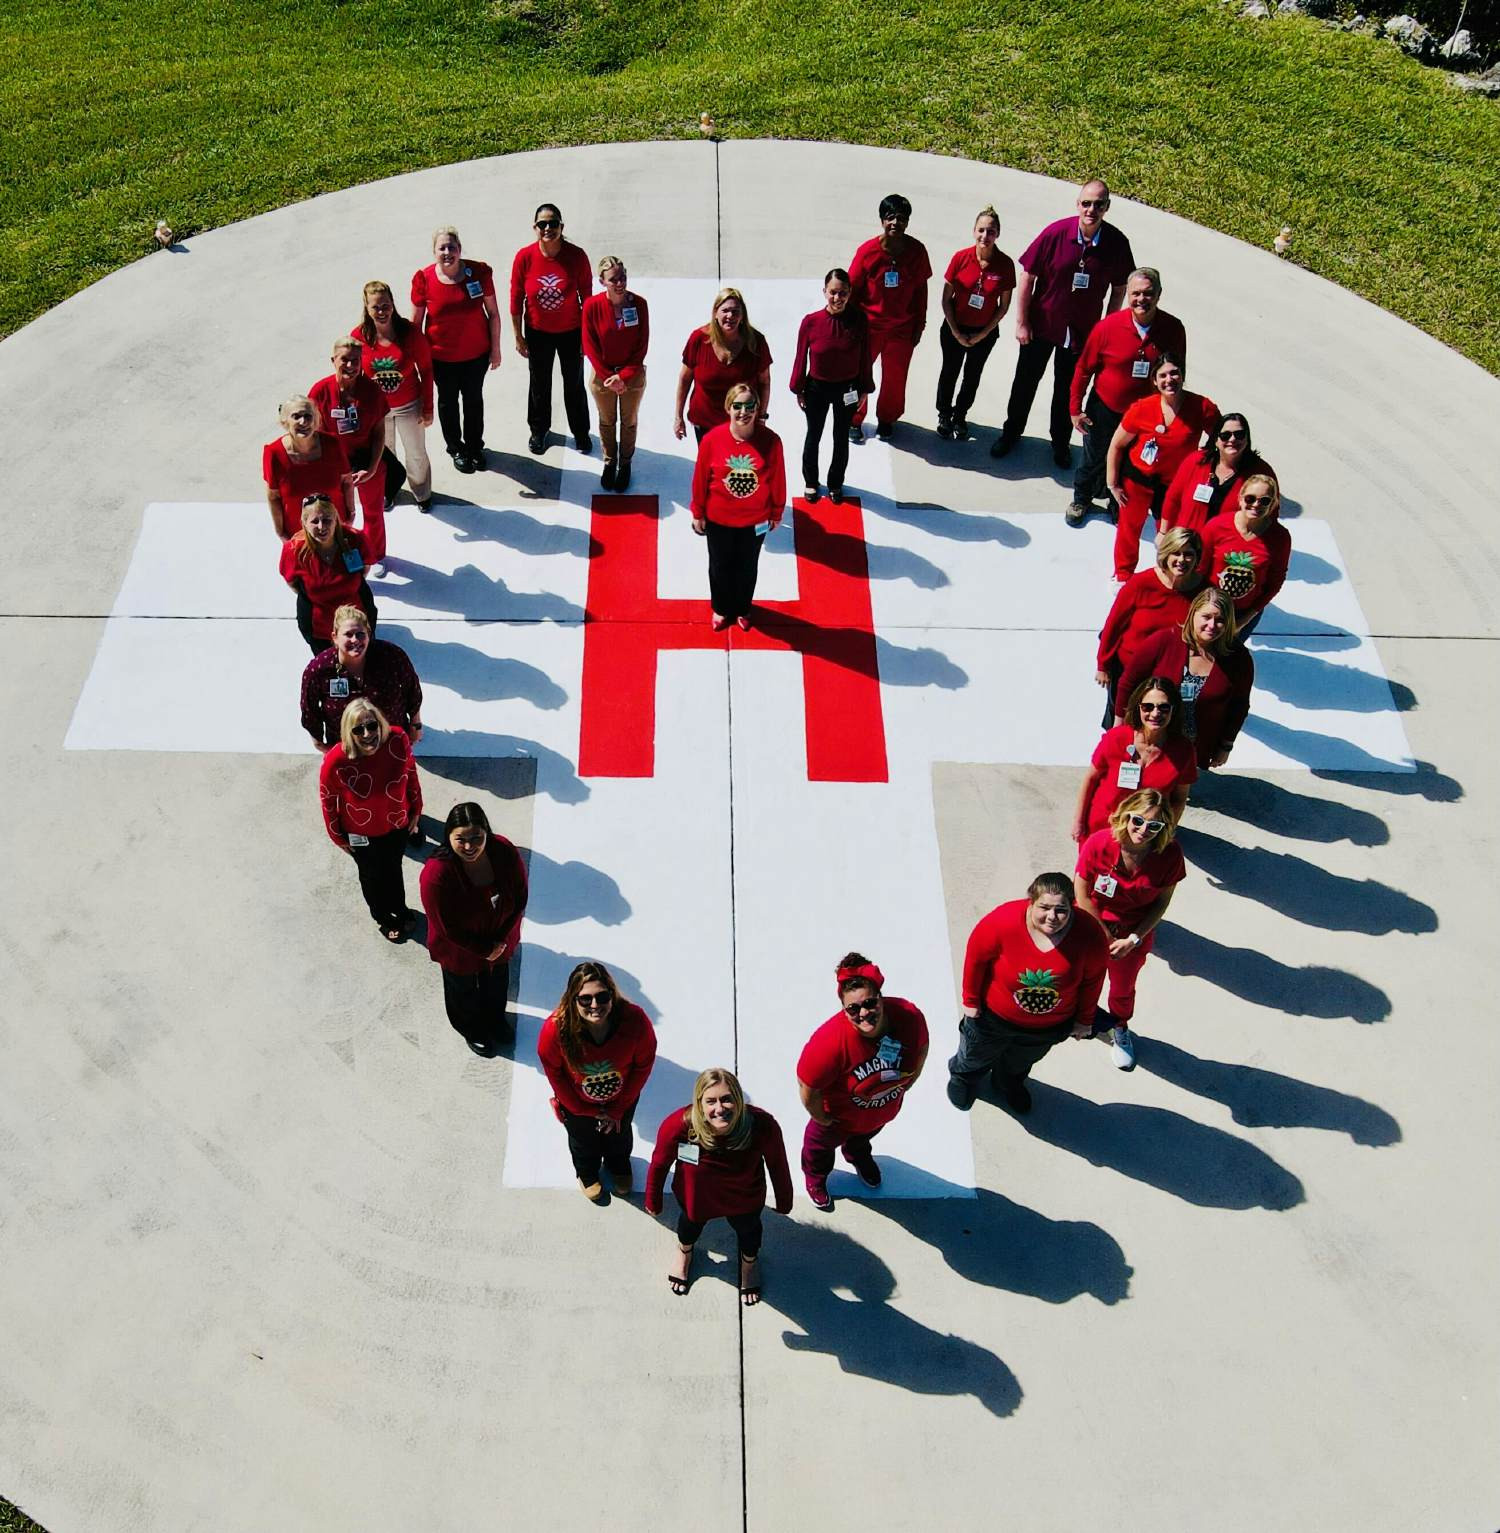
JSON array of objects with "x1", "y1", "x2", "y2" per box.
[{"x1": 1128, "y1": 814, "x2": 1166, "y2": 833}]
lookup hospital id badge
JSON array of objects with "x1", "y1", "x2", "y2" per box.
[
  {"x1": 842, "y1": 389, "x2": 859, "y2": 406},
  {"x1": 343, "y1": 549, "x2": 364, "y2": 573},
  {"x1": 335, "y1": 414, "x2": 357, "y2": 434},
  {"x1": 967, "y1": 291, "x2": 985, "y2": 310},
  {"x1": 883, "y1": 269, "x2": 900, "y2": 288},
  {"x1": 1140, "y1": 438, "x2": 1159, "y2": 466},
  {"x1": 329, "y1": 677, "x2": 350, "y2": 698},
  {"x1": 465, "y1": 279, "x2": 484, "y2": 299},
  {"x1": 1094, "y1": 873, "x2": 1119, "y2": 898},
  {"x1": 678, "y1": 1141, "x2": 701, "y2": 1165},
  {"x1": 1072, "y1": 270, "x2": 1091, "y2": 290},
  {"x1": 876, "y1": 1035, "x2": 902, "y2": 1066},
  {"x1": 1116, "y1": 759, "x2": 1142, "y2": 790},
  {"x1": 349, "y1": 834, "x2": 370, "y2": 847},
  {"x1": 620, "y1": 306, "x2": 639, "y2": 326},
  {"x1": 1192, "y1": 482, "x2": 1214, "y2": 503},
  {"x1": 1131, "y1": 358, "x2": 1151, "y2": 379},
  {"x1": 753, "y1": 519, "x2": 771, "y2": 537}
]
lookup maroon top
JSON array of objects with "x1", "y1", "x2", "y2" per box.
[
  {"x1": 419, "y1": 837, "x2": 528, "y2": 974},
  {"x1": 1118, "y1": 627, "x2": 1255, "y2": 766},
  {"x1": 1017, "y1": 216, "x2": 1135, "y2": 350},
  {"x1": 789, "y1": 308, "x2": 875, "y2": 393},
  {"x1": 300, "y1": 639, "x2": 423, "y2": 749},
  {"x1": 645, "y1": 1105, "x2": 794, "y2": 1222}
]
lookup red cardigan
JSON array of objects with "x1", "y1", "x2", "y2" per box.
[
  {"x1": 1096, "y1": 569, "x2": 1196, "y2": 673},
  {"x1": 1070, "y1": 307, "x2": 1189, "y2": 416},
  {"x1": 581, "y1": 290, "x2": 649, "y2": 380},
  {"x1": 537, "y1": 1001, "x2": 657, "y2": 1122},
  {"x1": 645, "y1": 1105, "x2": 793, "y2": 1221},
  {"x1": 318, "y1": 727, "x2": 422, "y2": 847},
  {"x1": 1118, "y1": 627, "x2": 1254, "y2": 767},
  {"x1": 418, "y1": 839, "x2": 528, "y2": 974},
  {"x1": 1159, "y1": 454, "x2": 1277, "y2": 537}
]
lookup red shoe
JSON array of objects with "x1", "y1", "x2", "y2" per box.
[
  {"x1": 711, "y1": 612, "x2": 730, "y2": 631},
  {"x1": 736, "y1": 615, "x2": 751, "y2": 632}
]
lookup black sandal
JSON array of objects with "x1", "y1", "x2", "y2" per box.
[
  {"x1": 739, "y1": 1253, "x2": 761, "y2": 1306},
  {"x1": 668, "y1": 1243, "x2": 694, "y2": 1296}
]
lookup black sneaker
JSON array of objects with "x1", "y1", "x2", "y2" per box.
[
  {"x1": 876, "y1": 422, "x2": 894, "y2": 441},
  {"x1": 848, "y1": 425, "x2": 863, "y2": 443},
  {"x1": 614, "y1": 460, "x2": 631, "y2": 491},
  {"x1": 1065, "y1": 501, "x2": 1089, "y2": 527},
  {"x1": 847, "y1": 1148, "x2": 882, "y2": 1188},
  {"x1": 466, "y1": 446, "x2": 485, "y2": 470},
  {"x1": 416, "y1": 497, "x2": 433, "y2": 513},
  {"x1": 803, "y1": 484, "x2": 820, "y2": 503},
  {"x1": 828, "y1": 485, "x2": 843, "y2": 505},
  {"x1": 528, "y1": 433, "x2": 546, "y2": 455},
  {"x1": 601, "y1": 461, "x2": 617, "y2": 490},
  {"x1": 951, "y1": 416, "x2": 971, "y2": 442},
  {"x1": 454, "y1": 451, "x2": 476, "y2": 475},
  {"x1": 946, "y1": 1074, "x2": 977, "y2": 1112},
  {"x1": 990, "y1": 432, "x2": 1018, "y2": 459},
  {"x1": 574, "y1": 432, "x2": 592, "y2": 454},
  {"x1": 936, "y1": 411, "x2": 953, "y2": 440}
]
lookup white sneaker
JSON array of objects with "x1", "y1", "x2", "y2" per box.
[
  {"x1": 368, "y1": 561, "x2": 387, "y2": 579},
  {"x1": 1110, "y1": 1026, "x2": 1137, "y2": 1070}
]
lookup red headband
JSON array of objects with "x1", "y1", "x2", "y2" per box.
[{"x1": 836, "y1": 962, "x2": 884, "y2": 994}]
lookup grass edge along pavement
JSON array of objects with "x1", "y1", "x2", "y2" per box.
[
  {"x1": 0, "y1": 1498, "x2": 46, "y2": 1533},
  {"x1": 2, "y1": 0, "x2": 1499, "y2": 373}
]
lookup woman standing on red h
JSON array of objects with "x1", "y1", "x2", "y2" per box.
[
  {"x1": 848, "y1": 193, "x2": 932, "y2": 440},
  {"x1": 789, "y1": 268, "x2": 872, "y2": 504},
  {"x1": 309, "y1": 337, "x2": 390, "y2": 574},
  {"x1": 935, "y1": 207, "x2": 1015, "y2": 442},
  {"x1": 510, "y1": 203, "x2": 594, "y2": 455},
  {"x1": 796, "y1": 953, "x2": 927, "y2": 1212}
]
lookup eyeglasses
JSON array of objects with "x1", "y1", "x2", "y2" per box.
[
  {"x1": 577, "y1": 992, "x2": 613, "y2": 1011},
  {"x1": 1217, "y1": 430, "x2": 1247, "y2": 442},
  {"x1": 729, "y1": 402, "x2": 758, "y2": 414},
  {"x1": 1079, "y1": 199, "x2": 1107, "y2": 209},
  {"x1": 535, "y1": 219, "x2": 561, "y2": 231},
  {"x1": 352, "y1": 721, "x2": 381, "y2": 737},
  {"x1": 1128, "y1": 815, "x2": 1167, "y2": 833},
  {"x1": 843, "y1": 998, "x2": 881, "y2": 1018},
  {"x1": 1139, "y1": 702, "x2": 1173, "y2": 714},
  {"x1": 1242, "y1": 494, "x2": 1275, "y2": 508}
]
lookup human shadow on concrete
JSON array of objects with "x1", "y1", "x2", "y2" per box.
[
  {"x1": 1176, "y1": 827, "x2": 1437, "y2": 936},
  {"x1": 1014, "y1": 1081, "x2": 1306, "y2": 1210},
  {"x1": 1238, "y1": 715, "x2": 1413, "y2": 775},
  {"x1": 1137, "y1": 1039, "x2": 1401, "y2": 1146},
  {"x1": 423, "y1": 497, "x2": 594, "y2": 559},
  {"x1": 874, "y1": 635, "x2": 968, "y2": 689},
  {"x1": 975, "y1": 435, "x2": 1076, "y2": 488},
  {"x1": 751, "y1": 613, "x2": 970, "y2": 691},
  {"x1": 473, "y1": 446, "x2": 559, "y2": 501},
  {"x1": 1274, "y1": 493, "x2": 1304, "y2": 521},
  {"x1": 1190, "y1": 774, "x2": 1389, "y2": 846},
  {"x1": 522, "y1": 849, "x2": 629, "y2": 927},
  {"x1": 1152, "y1": 922, "x2": 1391, "y2": 1023},
  {"x1": 416, "y1": 730, "x2": 589, "y2": 804},
  {"x1": 791, "y1": 522, "x2": 951, "y2": 591},
  {"x1": 516, "y1": 941, "x2": 663, "y2": 1024},
  {"x1": 379, "y1": 623, "x2": 568, "y2": 709},
  {"x1": 1251, "y1": 648, "x2": 1417, "y2": 713},
  {"x1": 385, "y1": 561, "x2": 584, "y2": 624},
  {"x1": 1248, "y1": 616, "x2": 1358, "y2": 646},
  {"x1": 1285, "y1": 548, "x2": 1340, "y2": 586},
  {"x1": 1313, "y1": 760, "x2": 1463, "y2": 803},
  {"x1": 864, "y1": 499, "x2": 1031, "y2": 549}
]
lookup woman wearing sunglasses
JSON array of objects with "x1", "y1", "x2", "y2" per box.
[
  {"x1": 317, "y1": 700, "x2": 422, "y2": 944},
  {"x1": 510, "y1": 203, "x2": 594, "y2": 455},
  {"x1": 795, "y1": 952, "x2": 928, "y2": 1212},
  {"x1": 582, "y1": 255, "x2": 649, "y2": 491},
  {"x1": 1200, "y1": 475, "x2": 1291, "y2": 639},
  {"x1": 1073, "y1": 788, "x2": 1186, "y2": 1070},
  {"x1": 1072, "y1": 675, "x2": 1197, "y2": 843},
  {"x1": 1158, "y1": 412, "x2": 1275, "y2": 540},
  {"x1": 689, "y1": 383, "x2": 786, "y2": 632},
  {"x1": 537, "y1": 962, "x2": 657, "y2": 1202}
]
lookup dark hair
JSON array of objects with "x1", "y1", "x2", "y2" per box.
[
  {"x1": 1151, "y1": 350, "x2": 1185, "y2": 383},
  {"x1": 1026, "y1": 872, "x2": 1074, "y2": 905},
  {"x1": 1124, "y1": 675, "x2": 1185, "y2": 738},
  {"x1": 440, "y1": 802, "x2": 493, "y2": 855},
  {"x1": 824, "y1": 267, "x2": 851, "y2": 286},
  {"x1": 534, "y1": 203, "x2": 562, "y2": 225},
  {"x1": 1200, "y1": 411, "x2": 1253, "y2": 470},
  {"x1": 835, "y1": 950, "x2": 880, "y2": 1000},
  {"x1": 550, "y1": 961, "x2": 623, "y2": 1069},
  {"x1": 878, "y1": 193, "x2": 912, "y2": 222}
]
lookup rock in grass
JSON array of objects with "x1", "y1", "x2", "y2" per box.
[
  {"x1": 1383, "y1": 15, "x2": 1434, "y2": 59},
  {"x1": 1451, "y1": 63, "x2": 1500, "y2": 95},
  {"x1": 1241, "y1": 0, "x2": 1269, "y2": 16},
  {"x1": 1438, "y1": 29, "x2": 1477, "y2": 65}
]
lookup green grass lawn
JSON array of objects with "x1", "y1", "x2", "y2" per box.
[
  {"x1": 2, "y1": 0, "x2": 1498, "y2": 370},
  {"x1": 0, "y1": 1499, "x2": 44, "y2": 1533}
]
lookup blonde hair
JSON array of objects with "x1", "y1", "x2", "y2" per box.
[
  {"x1": 278, "y1": 393, "x2": 322, "y2": 432},
  {"x1": 1181, "y1": 587, "x2": 1236, "y2": 658},
  {"x1": 974, "y1": 205, "x2": 1000, "y2": 231},
  {"x1": 1155, "y1": 526, "x2": 1202, "y2": 572},
  {"x1": 1109, "y1": 788, "x2": 1175, "y2": 853},
  {"x1": 331, "y1": 604, "x2": 371, "y2": 640},
  {"x1": 339, "y1": 698, "x2": 390, "y2": 758},
  {"x1": 597, "y1": 253, "x2": 626, "y2": 279},
  {"x1": 331, "y1": 336, "x2": 361, "y2": 360},
  {"x1": 707, "y1": 287, "x2": 762, "y2": 357},
  {"x1": 686, "y1": 1067, "x2": 751, "y2": 1153},
  {"x1": 723, "y1": 382, "x2": 759, "y2": 413},
  {"x1": 432, "y1": 225, "x2": 461, "y2": 251},
  {"x1": 292, "y1": 495, "x2": 353, "y2": 569},
  {"x1": 1240, "y1": 473, "x2": 1280, "y2": 512}
]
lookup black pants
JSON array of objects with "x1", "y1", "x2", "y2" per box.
[
  {"x1": 526, "y1": 326, "x2": 590, "y2": 441},
  {"x1": 1002, "y1": 336, "x2": 1080, "y2": 450},
  {"x1": 676, "y1": 1209, "x2": 763, "y2": 1257},
  {"x1": 561, "y1": 1107, "x2": 635, "y2": 1183},
  {"x1": 936, "y1": 326, "x2": 999, "y2": 420},
  {"x1": 440, "y1": 962, "x2": 511, "y2": 1046},
  {"x1": 704, "y1": 520, "x2": 766, "y2": 619},
  {"x1": 1074, "y1": 391, "x2": 1124, "y2": 507},
  {"x1": 948, "y1": 1008, "x2": 1076, "y2": 1085},
  {"x1": 801, "y1": 376, "x2": 858, "y2": 492},
  {"x1": 349, "y1": 827, "x2": 409, "y2": 928},
  {"x1": 432, "y1": 352, "x2": 488, "y2": 455},
  {"x1": 295, "y1": 581, "x2": 376, "y2": 655}
]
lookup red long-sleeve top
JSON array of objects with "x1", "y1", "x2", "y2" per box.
[
  {"x1": 796, "y1": 997, "x2": 929, "y2": 1134},
  {"x1": 308, "y1": 373, "x2": 389, "y2": 460},
  {"x1": 1118, "y1": 627, "x2": 1255, "y2": 767},
  {"x1": 279, "y1": 527, "x2": 375, "y2": 642},
  {"x1": 318, "y1": 727, "x2": 422, "y2": 848},
  {"x1": 1119, "y1": 390, "x2": 1219, "y2": 486},
  {"x1": 263, "y1": 433, "x2": 351, "y2": 526},
  {"x1": 353, "y1": 325, "x2": 434, "y2": 414},
  {"x1": 644, "y1": 1106, "x2": 794, "y2": 1221},
  {"x1": 1096, "y1": 569, "x2": 1197, "y2": 673},
  {"x1": 849, "y1": 235, "x2": 932, "y2": 340},
  {"x1": 788, "y1": 308, "x2": 874, "y2": 393},
  {"x1": 510, "y1": 242, "x2": 592, "y2": 333},
  {"x1": 581, "y1": 290, "x2": 649, "y2": 381},
  {"x1": 418, "y1": 838, "x2": 528, "y2": 975},
  {"x1": 1200, "y1": 512, "x2": 1292, "y2": 618},
  {"x1": 681, "y1": 328, "x2": 773, "y2": 430},
  {"x1": 1070, "y1": 307, "x2": 1189, "y2": 416},
  {"x1": 943, "y1": 246, "x2": 1017, "y2": 331},
  {"x1": 691, "y1": 422, "x2": 786, "y2": 530},
  {"x1": 1159, "y1": 453, "x2": 1277, "y2": 537},
  {"x1": 537, "y1": 1001, "x2": 657, "y2": 1122},
  {"x1": 411, "y1": 262, "x2": 497, "y2": 362},
  {"x1": 962, "y1": 899, "x2": 1108, "y2": 1029}
]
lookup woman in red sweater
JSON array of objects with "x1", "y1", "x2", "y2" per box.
[
  {"x1": 411, "y1": 225, "x2": 501, "y2": 475},
  {"x1": 674, "y1": 288, "x2": 772, "y2": 444},
  {"x1": 1095, "y1": 526, "x2": 1203, "y2": 727},
  {"x1": 796, "y1": 952, "x2": 927, "y2": 1212},
  {"x1": 1073, "y1": 788, "x2": 1187, "y2": 1071},
  {"x1": 418, "y1": 803, "x2": 529, "y2": 1056},
  {"x1": 1073, "y1": 676, "x2": 1198, "y2": 841},
  {"x1": 309, "y1": 337, "x2": 390, "y2": 573},
  {"x1": 946, "y1": 872, "x2": 1108, "y2": 1114},
  {"x1": 1119, "y1": 588, "x2": 1252, "y2": 769},
  {"x1": 646, "y1": 1068, "x2": 793, "y2": 1304},
  {"x1": 1105, "y1": 352, "x2": 1218, "y2": 582},
  {"x1": 510, "y1": 202, "x2": 593, "y2": 456},
  {"x1": 1200, "y1": 474, "x2": 1292, "y2": 638},
  {"x1": 935, "y1": 206, "x2": 1015, "y2": 442},
  {"x1": 318, "y1": 701, "x2": 422, "y2": 943},
  {"x1": 537, "y1": 961, "x2": 657, "y2": 1202},
  {"x1": 581, "y1": 254, "x2": 649, "y2": 492},
  {"x1": 262, "y1": 395, "x2": 355, "y2": 540},
  {"x1": 354, "y1": 281, "x2": 434, "y2": 513},
  {"x1": 1158, "y1": 412, "x2": 1275, "y2": 540},
  {"x1": 279, "y1": 495, "x2": 378, "y2": 655},
  {"x1": 789, "y1": 269, "x2": 873, "y2": 504},
  {"x1": 690, "y1": 383, "x2": 787, "y2": 632}
]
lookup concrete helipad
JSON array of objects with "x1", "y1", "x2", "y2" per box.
[{"x1": 1, "y1": 139, "x2": 1497, "y2": 1532}]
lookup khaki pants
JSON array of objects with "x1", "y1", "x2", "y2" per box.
[
  {"x1": 588, "y1": 369, "x2": 647, "y2": 464},
  {"x1": 388, "y1": 400, "x2": 432, "y2": 502}
]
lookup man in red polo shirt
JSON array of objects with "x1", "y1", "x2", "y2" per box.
[
  {"x1": 991, "y1": 178, "x2": 1133, "y2": 470},
  {"x1": 1066, "y1": 267, "x2": 1187, "y2": 528}
]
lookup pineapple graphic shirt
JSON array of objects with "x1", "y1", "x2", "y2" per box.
[
  {"x1": 1200, "y1": 510, "x2": 1292, "y2": 617},
  {"x1": 961, "y1": 899, "x2": 1108, "y2": 1029},
  {"x1": 691, "y1": 422, "x2": 787, "y2": 529},
  {"x1": 536, "y1": 1001, "x2": 658, "y2": 1120},
  {"x1": 352, "y1": 327, "x2": 434, "y2": 413},
  {"x1": 510, "y1": 241, "x2": 594, "y2": 334}
]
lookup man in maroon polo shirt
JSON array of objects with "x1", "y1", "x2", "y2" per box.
[{"x1": 990, "y1": 178, "x2": 1133, "y2": 469}]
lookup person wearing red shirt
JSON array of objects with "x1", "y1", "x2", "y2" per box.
[
  {"x1": 992, "y1": 179, "x2": 1134, "y2": 467},
  {"x1": 789, "y1": 269, "x2": 873, "y2": 504},
  {"x1": 419, "y1": 802, "x2": 529, "y2": 1056},
  {"x1": 262, "y1": 395, "x2": 355, "y2": 540},
  {"x1": 411, "y1": 225, "x2": 501, "y2": 474},
  {"x1": 936, "y1": 207, "x2": 1016, "y2": 442},
  {"x1": 354, "y1": 281, "x2": 434, "y2": 513},
  {"x1": 1200, "y1": 475, "x2": 1292, "y2": 638},
  {"x1": 674, "y1": 288, "x2": 772, "y2": 443},
  {"x1": 1074, "y1": 677, "x2": 1198, "y2": 842},
  {"x1": 279, "y1": 495, "x2": 377, "y2": 654},
  {"x1": 537, "y1": 961, "x2": 657, "y2": 1202},
  {"x1": 1119, "y1": 588, "x2": 1253, "y2": 769},
  {"x1": 582, "y1": 255, "x2": 649, "y2": 492},
  {"x1": 1067, "y1": 268, "x2": 1187, "y2": 527},
  {"x1": 1104, "y1": 353, "x2": 1218, "y2": 582},
  {"x1": 318, "y1": 701, "x2": 422, "y2": 943},
  {"x1": 796, "y1": 952, "x2": 928, "y2": 1211},
  {"x1": 309, "y1": 338, "x2": 390, "y2": 572},
  {"x1": 300, "y1": 604, "x2": 423, "y2": 754},
  {"x1": 946, "y1": 873, "x2": 1109, "y2": 1114},
  {"x1": 1073, "y1": 788, "x2": 1187, "y2": 1070},
  {"x1": 1158, "y1": 413, "x2": 1275, "y2": 540},
  {"x1": 510, "y1": 203, "x2": 594, "y2": 455},
  {"x1": 690, "y1": 384, "x2": 787, "y2": 632},
  {"x1": 1095, "y1": 527, "x2": 1203, "y2": 727},
  {"x1": 848, "y1": 193, "x2": 932, "y2": 439},
  {"x1": 645, "y1": 1068, "x2": 793, "y2": 1304}
]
